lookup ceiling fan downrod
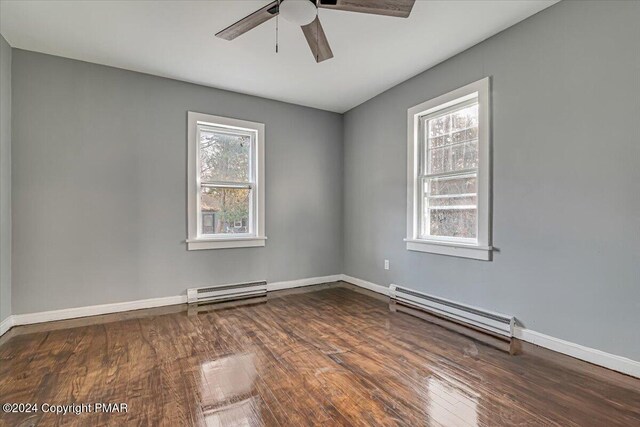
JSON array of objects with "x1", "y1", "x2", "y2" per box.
[{"x1": 275, "y1": 0, "x2": 280, "y2": 53}]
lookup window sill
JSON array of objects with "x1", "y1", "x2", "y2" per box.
[
  {"x1": 186, "y1": 236, "x2": 267, "y2": 251},
  {"x1": 405, "y1": 239, "x2": 492, "y2": 261}
]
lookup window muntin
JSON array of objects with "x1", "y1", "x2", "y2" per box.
[
  {"x1": 197, "y1": 126, "x2": 255, "y2": 237},
  {"x1": 419, "y1": 98, "x2": 479, "y2": 243}
]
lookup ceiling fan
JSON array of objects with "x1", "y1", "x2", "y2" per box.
[{"x1": 215, "y1": 0, "x2": 416, "y2": 63}]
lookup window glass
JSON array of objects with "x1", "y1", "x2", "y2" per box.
[
  {"x1": 420, "y1": 101, "x2": 479, "y2": 241},
  {"x1": 200, "y1": 187, "x2": 250, "y2": 235},
  {"x1": 200, "y1": 129, "x2": 251, "y2": 183}
]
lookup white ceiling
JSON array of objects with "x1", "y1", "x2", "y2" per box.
[{"x1": 0, "y1": 0, "x2": 558, "y2": 113}]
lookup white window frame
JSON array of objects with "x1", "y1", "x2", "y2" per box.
[
  {"x1": 187, "y1": 112, "x2": 266, "y2": 250},
  {"x1": 406, "y1": 78, "x2": 492, "y2": 260}
]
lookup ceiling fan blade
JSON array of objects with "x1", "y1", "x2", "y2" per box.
[
  {"x1": 301, "y1": 16, "x2": 334, "y2": 63},
  {"x1": 318, "y1": 0, "x2": 415, "y2": 18},
  {"x1": 216, "y1": 1, "x2": 280, "y2": 41}
]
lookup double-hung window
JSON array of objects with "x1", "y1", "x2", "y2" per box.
[
  {"x1": 187, "y1": 112, "x2": 265, "y2": 250},
  {"x1": 406, "y1": 78, "x2": 492, "y2": 260}
]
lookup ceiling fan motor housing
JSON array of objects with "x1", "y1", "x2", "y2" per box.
[{"x1": 279, "y1": 0, "x2": 318, "y2": 26}]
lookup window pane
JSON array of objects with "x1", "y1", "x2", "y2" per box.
[
  {"x1": 421, "y1": 174, "x2": 478, "y2": 239},
  {"x1": 426, "y1": 103, "x2": 478, "y2": 174},
  {"x1": 200, "y1": 129, "x2": 251, "y2": 183},
  {"x1": 428, "y1": 104, "x2": 478, "y2": 149},
  {"x1": 428, "y1": 140, "x2": 478, "y2": 174},
  {"x1": 451, "y1": 104, "x2": 478, "y2": 132},
  {"x1": 201, "y1": 187, "x2": 250, "y2": 235},
  {"x1": 429, "y1": 208, "x2": 477, "y2": 239},
  {"x1": 428, "y1": 175, "x2": 477, "y2": 196},
  {"x1": 428, "y1": 114, "x2": 451, "y2": 138}
]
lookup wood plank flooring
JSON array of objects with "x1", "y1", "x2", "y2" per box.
[{"x1": 1, "y1": 283, "x2": 639, "y2": 426}]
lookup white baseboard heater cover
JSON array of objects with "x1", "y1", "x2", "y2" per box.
[
  {"x1": 187, "y1": 281, "x2": 267, "y2": 304},
  {"x1": 389, "y1": 284, "x2": 515, "y2": 338}
]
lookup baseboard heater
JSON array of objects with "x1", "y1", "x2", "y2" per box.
[
  {"x1": 389, "y1": 284, "x2": 515, "y2": 339},
  {"x1": 187, "y1": 281, "x2": 267, "y2": 304}
]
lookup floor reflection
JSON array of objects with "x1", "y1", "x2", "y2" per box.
[
  {"x1": 202, "y1": 397, "x2": 262, "y2": 427},
  {"x1": 391, "y1": 300, "x2": 515, "y2": 354},
  {"x1": 200, "y1": 353, "x2": 262, "y2": 426},
  {"x1": 188, "y1": 296, "x2": 268, "y2": 316},
  {"x1": 427, "y1": 375, "x2": 479, "y2": 427}
]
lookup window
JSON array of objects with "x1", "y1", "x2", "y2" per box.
[
  {"x1": 406, "y1": 78, "x2": 491, "y2": 260},
  {"x1": 187, "y1": 112, "x2": 265, "y2": 250}
]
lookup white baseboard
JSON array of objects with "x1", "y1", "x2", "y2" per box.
[
  {"x1": 0, "y1": 315, "x2": 14, "y2": 336},
  {"x1": 341, "y1": 274, "x2": 640, "y2": 379},
  {"x1": 514, "y1": 327, "x2": 640, "y2": 379},
  {"x1": 0, "y1": 274, "x2": 343, "y2": 335},
  {"x1": 340, "y1": 274, "x2": 390, "y2": 296},
  {"x1": 268, "y1": 275, "x2": 342, "y2": 292},
  {"x1": 11, "y1": 294, "x2": 187, "y2": 328}
]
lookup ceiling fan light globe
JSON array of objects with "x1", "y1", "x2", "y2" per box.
[{"x1": 279, "y1": 0, "x2": 317, "y2": 26}]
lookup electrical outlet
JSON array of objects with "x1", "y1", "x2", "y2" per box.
[{"x1": 384, "y1": 259, "x2": 390, "y2": 270}]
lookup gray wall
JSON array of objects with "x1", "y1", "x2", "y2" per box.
[
  {"x1": 11, "y1": 50, "x2": 343, "y2": 314},
  {"x1": 343, "y1": 0, "x2": 640, "y2": 360},
  {"x1": 6, "y1": 0, "x2": 640, "y2": 362},
  {"x1": 0, "y1": 35, "x2": 11, "y2": 323}
]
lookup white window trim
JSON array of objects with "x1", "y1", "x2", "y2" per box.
[
  {"x1": 187, "y1": 112, "x2": 266, "y2": 250},
  {"x1": 406, "y1": 77, "x2": 492, "y2": 261}
]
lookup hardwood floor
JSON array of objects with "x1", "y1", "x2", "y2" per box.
[{"x1": 1, "y1": 283, "x2": 639, "y2": 426}]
